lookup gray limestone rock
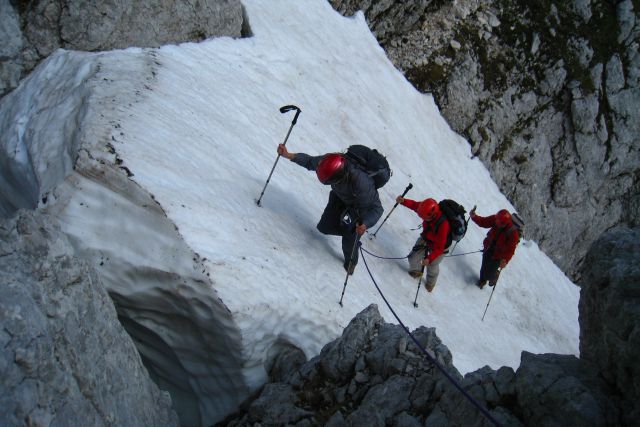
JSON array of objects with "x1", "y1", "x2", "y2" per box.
[
  {"x1": 247, "y1": 383, "x2": 312, "y2": 425},
  {"x1": 319, "y1": 303, "x2": 384, "y2": 382},
  {"x1": 617, "y1": 0, "x2": 636, "y2": 44},
  {"x1": 579, "y1": 227, "x2": 640, "y2": 426},
  {"x1": 515, "y1": 352, "x2": 618, "y2": 427},
  {"x1": 0, "y1": 210, "x2": 179, "y2": 427},
  {"x1": 268, "y1": 344, "x2": 307, "y2": 384},
  {"x1": 224, "y1": 256, "x2": 639, "y2": 427},
  {"x1": 1, "y1": 0, "x2": 244, "y2": 97},
  {"x1": 0, "y1": 0, "x2": 23, "y2": 60},
  {"x1": 329, "y1": 0, "x2": 640, "y2": 281},
  {"x1": 347, "y1": 375, "x2": 414, "y2": 423}
]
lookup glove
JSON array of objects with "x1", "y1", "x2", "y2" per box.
[
  {"x1": 499, "y1": 259, "x2": 507, "y2": 269},
  {"x1": 470, "y1": 206, "x2": 477, "y2": 217},
  {"x1": 396, "y1": 196, "x2": 405, "y2": 204}
]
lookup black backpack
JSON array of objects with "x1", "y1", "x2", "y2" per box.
[
  {"x1": 435, "y1": 199, "x2": 468, "y2": 248},
  {"x1": 510, "y1": 212, "x2": 525, "y2": 243},
  {"x1": 345, "y1": 145, "x2": 391, "y2": 189}
]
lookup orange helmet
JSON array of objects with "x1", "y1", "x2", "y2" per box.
[
  {"x1": 316, "y1": 154, "x2": 347, "y2": 185},
  {"x1": 495, "y1": 209, "x2": 512, "y2": 227},
  {"x1": 417, "y1": 198, "x2": 440, "y2": 220}
]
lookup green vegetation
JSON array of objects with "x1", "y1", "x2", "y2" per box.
[
  {"x1": 492, "y1": 136, "x2": 514, "y2": 161},
  {"x1": 406, "y1": 63, "x2": 446, "y2": 93}
]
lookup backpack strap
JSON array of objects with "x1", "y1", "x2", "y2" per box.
[
  {"x1": 432, "y1": 215, "x2": 452, "y2": 249},
  {"x1": 490, "y1": 224, "x2": 518, "y2": 251},
  {"x1": 433, "y1": 215, "x2": 446, "y2": 233}
]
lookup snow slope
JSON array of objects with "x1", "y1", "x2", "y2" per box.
[{"x1": 0, "y1": 0, "x2": 579, "y2": 424}]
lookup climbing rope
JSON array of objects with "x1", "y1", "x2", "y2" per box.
[
  {"x1": 358, "y1": 248, "x2": 503, "y2": 427},
  {"x1": 445, "y1": 249, "x2": 484, "y2": 257},
  {"x1": 360, "y1": 246, "x2": 410, "y2": 260},
  {"x1": 360, "y1": 245, "x2": 483, "y2": 260}
]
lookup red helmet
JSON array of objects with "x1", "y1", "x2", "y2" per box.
[
  {"x1": 316, "y1": 153, "x2": 346, "y2": 185},
  {"x1": 495, "y1": 209, "x2": 512, "y2": 227},
  {"x1": 417, "y1": 198, "x2": 440, "y2": 220}
]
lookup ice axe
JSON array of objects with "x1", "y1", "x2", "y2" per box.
[
  {"x1": 256, "y1": 105, "x2": 302, "y2": 206},
  {"x1": 370, "y1": 182, "x2": 413, "y2": 239}
]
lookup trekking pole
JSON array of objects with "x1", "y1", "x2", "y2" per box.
[
  {"x1": 256, "y1": 105, "x2": 302, "y2": 206},
  {"x1": 481, "y1": 268, "x2": 501, "y2": 321},
  {"x1": 412, "y1": 265, "x2": 426, "y2": 308},
  {"x1": 370, "y1": 183, "x2": 413, "y2": 239},
  {"x1": 339, "y1": 234, "x2": 361, "y2": 307}
]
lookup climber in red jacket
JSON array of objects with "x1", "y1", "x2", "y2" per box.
[
  {"x1": 470, "y1": 208, "x2": 519, "y2": 289},
  {"x1": 396, "y1": 196, "x2": 450, "y2": 292}
]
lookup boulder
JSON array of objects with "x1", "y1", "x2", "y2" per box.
[
  {"x1": 0, "y1": 0, "x2": 244, "y2": 97},
  {"x1": 579, "y1": 227, "x2": 640, "y2": 425},
  {"x1": 0, "y1": 210, "x2": 179, "y2": 426}
]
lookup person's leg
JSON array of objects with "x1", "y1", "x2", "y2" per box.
[
  {"x1": 407, "y1": 237, "x2": 426, "y2": 276},
  {"x1": 341, "y1": 229, "x2": 359, "y2": 273},
  {"x1": 317, "y1": 191, "x2": 344, "y2": 236},
  {"x1": 479, "y1": 251, "x2": 500, "y2": 287},
  {"x1": 424, "y1": 253, "x2": 445, "y2": 292}
]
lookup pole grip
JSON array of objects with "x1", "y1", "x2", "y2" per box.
[
  {"x1": 280, "y1": 105, "x2": 301, "y2": 125},
  {"x1": 402, "y1": 183, "x2": 413, "y2": 197}
]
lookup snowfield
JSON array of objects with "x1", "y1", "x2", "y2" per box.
[{"x1": 0, "y1": 0, "x2": 579, "y2": 425}]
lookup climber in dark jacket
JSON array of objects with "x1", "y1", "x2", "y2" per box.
[
  {"x1": 470, "y1": 208, "x2": 519, "y2": 289},
  {"x1": 278, "y1": 144, "x2": 383, "y2": 274}
]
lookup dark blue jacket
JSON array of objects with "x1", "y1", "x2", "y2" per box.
[{"x1": 292, "y1": 153, "x2": 383, "y2": 228}]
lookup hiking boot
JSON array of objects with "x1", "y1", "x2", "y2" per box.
[
  {"x1": 476, "y1": 280, "x2": 487, "y2": 289},
  {"x1": 343, "y1": 261, "x2": 356, "y2": 275},
  {"x1": 488, "y1": 280, "x2": 497, "y2": 287},
  {"x1": 423, "y1": 282, "x2": 435, "y2": 293},
  {"x1": 408, "y1": 270, "x2": 423, "y2": 279}
]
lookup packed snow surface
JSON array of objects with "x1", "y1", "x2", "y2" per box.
[
  {"x1": 130, "y1": 0, "x2": 577, "y2": 380},
  {"x1": 0, "y1": 0, "x2": 580, "y2": 423}
]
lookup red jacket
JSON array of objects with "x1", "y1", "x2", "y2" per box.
[
  {"x1": 402, "y1": 198, "x2": 450, "y2": 263},
  {"x1": 472, "y1": 214, "x2": 519, "y2": 264}
]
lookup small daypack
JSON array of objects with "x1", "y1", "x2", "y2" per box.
[
  {"x1": 435, "y1": 199, "x2": 468, "y2": 248},
  {"x1": 345, "y1": 145, "x2": 392, "y2": 189},
  {"x1": 510, "y1": 212, "x2": 525, "y2": 243}
]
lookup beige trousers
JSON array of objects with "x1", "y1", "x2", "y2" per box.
[{"x1": 408, "y1": 237, "x2": 446, "y2": 291}]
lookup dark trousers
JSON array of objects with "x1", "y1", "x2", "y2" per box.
[
  {"x1": 480, "y1": 248, "x2": 501, "y2": 283},
  {"x1": 317, "y1": 191, "x2": 359, "y2": 266}
]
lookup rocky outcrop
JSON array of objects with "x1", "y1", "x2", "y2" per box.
[
  {"x1": 330, "y1": 0, "x2": 640, "y2": 280},
  {"x1": 221, "y1": 304, "x2": 618, "y2": 426},
  {"x1": 0, "y1": 0, "x2": 245, "y2": 97},
  {"x1": 222, "y1": 227, "x2": 639, "y2": 426},
  {"x1": 0, "y1": 48, "x2": 251, "y2": 427},
  {"x1": 0, "y1": 209, "x2": 179, "y2": 426},
  {"x1": 579, "y1": 226, "x2": 640, "y2": 426}
]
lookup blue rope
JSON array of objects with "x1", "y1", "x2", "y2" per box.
[
  {"x1": 446, "y1": 249, "x2": 484, "y2": 257},
  {"x1": 360, "y1": 246, "x2": 483, "y2": 260},
  {"x1": 360, "y1": 246, "x2": 409, "y2": 260},
  {"x1": 359, "y1": 248, "x2": 503, "y2": 427}
]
